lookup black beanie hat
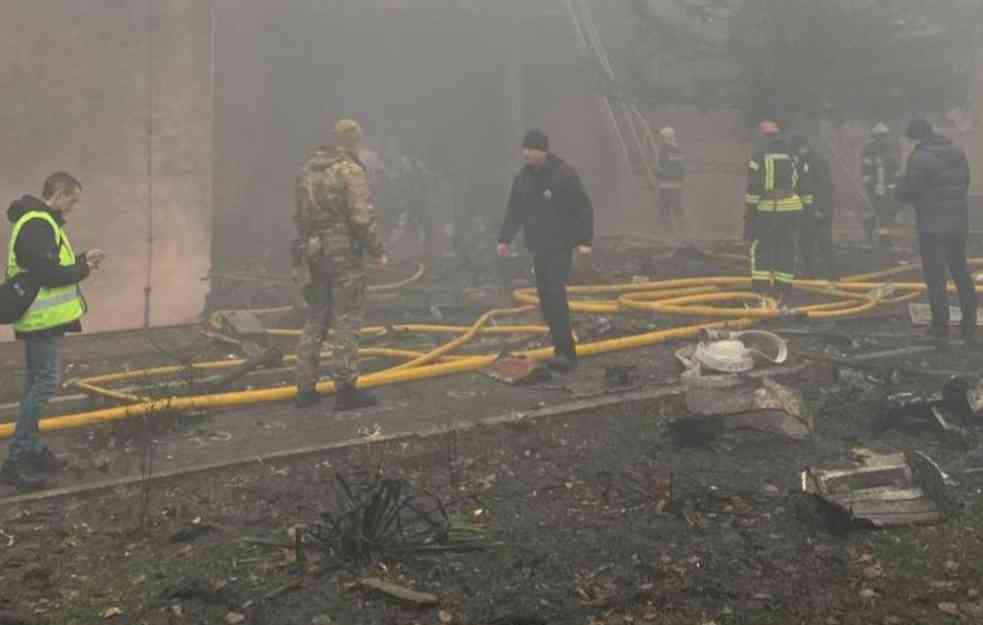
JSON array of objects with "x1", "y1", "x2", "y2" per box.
[
  {"x1": 522, "y1": 129, "x2": 549, "y2": 152},
  {"x1": 906, "y1": 118, "x2": 933, "y2": 141}
]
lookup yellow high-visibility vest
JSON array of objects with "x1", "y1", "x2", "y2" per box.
[{"x1": 6, "y1": 210, "x2": 85, "y2": 333}]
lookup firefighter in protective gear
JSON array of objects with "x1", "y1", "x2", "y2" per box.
[
  {"x1": 744, "y1": 121, "x2": 802, "y2": 299},
  {"x1": 655, "y1": 126, "x2": 686, "y2": 234},
  {"x1": 861, "y1": 122, "x2": 902, "y2": 245}
]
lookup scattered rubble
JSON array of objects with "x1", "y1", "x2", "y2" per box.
[
  {"x1": 876, "y1": 377, "x2": 982, "y2": 443},
  {"x1": 802, "y1": 449, "x2": 954, "y2": 529},
  {"x1": 676, "y1": 378, "x2": 812, "y2": 442},
  {"x1": 481, "y1": 357, "x2": 550, "y2": 386},
  {"x1": 908, "y1": 303, "x2": 983, "y2": 327}
]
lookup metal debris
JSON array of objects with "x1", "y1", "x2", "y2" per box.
[
  {"x1": 802, "y1": 449, "x2": 954, "y2": 528},
  {"x1": 209, "y1": 310, "x2": 266, "y2": 339},
  {"x1": 876, "y1": 379, "x2": 977, "y2": 441},
  {"x1": 942, "y1": 377, "x2": 983, "y2": 417}
]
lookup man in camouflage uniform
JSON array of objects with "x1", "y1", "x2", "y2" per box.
[{"x1": 292, "y1": 119, "x2": 387, "y2": 410}]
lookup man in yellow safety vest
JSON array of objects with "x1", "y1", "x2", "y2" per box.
[{"x1": 2, "y1": 172, "x2": 105, "y2": 490}]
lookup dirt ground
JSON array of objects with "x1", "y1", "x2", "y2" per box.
[{"x1": 2, "y1": 238, "x2": 983, "y2": 624}]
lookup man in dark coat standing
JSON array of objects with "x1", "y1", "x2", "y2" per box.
[
  {"x1": 498, "y1": 130, "x2": 594, "y2": 372},
  {"x1": 896, "y1": 118, "x2": 977, "y2": 343},
  {"x1": 789, "y1": 134, "x2": 836, "y2": 279}
]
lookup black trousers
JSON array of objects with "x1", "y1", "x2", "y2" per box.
[
  {"x1": 919, "y1": 233, "x2": 978, "y2": 329},
  {"x1": 533, "y1": 250, "x2": 576, "y2": 359},
  {"x1": 799, "y1": 213, "x2": 835, "y2": 279},
  {"x1": 658, "y1": 187, "x2": 685, "y2": 232},
  {"x1": 751, "y1": 210, "x2": 801, "y2": 290}
]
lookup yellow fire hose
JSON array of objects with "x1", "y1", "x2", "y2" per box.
[{"x1": 4, "y1": 259, "x2": 982, "y2": 440}]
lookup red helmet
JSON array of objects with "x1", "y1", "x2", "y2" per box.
[{"x1": 758, "y1": 120, "x2": 780, "y2": 135}]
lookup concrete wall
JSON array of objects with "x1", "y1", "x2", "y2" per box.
[{"x1": 0, "y1": 1, "x2": 212, "y2": 339}]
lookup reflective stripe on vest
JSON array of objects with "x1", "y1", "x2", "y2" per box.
[
  {"x1": 6, "y1": 210, "x2": 85, "y2": 332},
  {"x1": 752, "y1": 153, "x2": 802, "y2": 212}
]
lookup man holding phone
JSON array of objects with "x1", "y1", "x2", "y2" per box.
[{"x1": 2, "y1": 172, "x2": 105, "y2": 490}]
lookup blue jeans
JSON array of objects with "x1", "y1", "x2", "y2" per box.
[{"x1": 10, "y1": 335, "x2": 62, "y2": 463}]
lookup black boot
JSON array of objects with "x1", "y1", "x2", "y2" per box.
[
  {"x1": 294, "y1": 389, "x2": 323, "y2": 409},
  {"x1": 547, "y1": 351, "x2": 577, "y2": 373},
  {"x1": 334, "y1": 386, "x2": 378, "y2": 412},
  {"x1": 0, "y1": 459, "x2": 48, "y2": 491}
]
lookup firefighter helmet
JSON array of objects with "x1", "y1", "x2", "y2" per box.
[{"x1": 758, "y1": 120, "x2": 780, "y2": 135}]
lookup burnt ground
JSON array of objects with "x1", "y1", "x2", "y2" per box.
[{"x1": 2, "y1": 237, "x2": 983, "y2": 624}]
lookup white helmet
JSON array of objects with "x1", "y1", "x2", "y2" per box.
[{"x1": 872, "y1": 122, "x2": 889, "y2": 136}]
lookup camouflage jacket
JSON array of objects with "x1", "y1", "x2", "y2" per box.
[{"x1": 293, "y1": 146, "x2": 384, "y2": 259}]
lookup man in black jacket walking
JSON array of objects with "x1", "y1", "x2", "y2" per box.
[
  {"x1": 896, "y1": 119, "x2": 977, "y2": 343},
  {"x1": 498, "y1": 130, "x2": 594, "y2": 372}
]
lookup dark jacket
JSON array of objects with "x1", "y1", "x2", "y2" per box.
[
  {"x1": 7, "y1": 195, "x2": 90, "y2": 337},
  {"x1": 656, "y1": 143, "x2": 685, "y2": 187},
  {"x1": 498, "y1": 154, "x2": 594, "y2": 254},
  {"x1": 796, "y1": 150, "x2": 834, "y2": 220},
  {"x1": 745, "y1": 138, "x2": 801, "y2": 211},
  {"x1": 895, "y1": 134, "x2": 970, "y2": 236}
]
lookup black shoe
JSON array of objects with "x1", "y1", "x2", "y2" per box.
[
  {"x1": 294, "y1": 389, "x2": 323, "y2": 409},
  {"x1": 546, "y1": 354, "x2": 577, "y2": 373},
  {"x1": 0, "y1": 460, "x2": 48, "y2": 491},
  {"x1": 28, "y1": 448, "x2": 68, "y2": 473},
  {"x1": 334, "y1": 387, "x2": 378, "y2": 412}
]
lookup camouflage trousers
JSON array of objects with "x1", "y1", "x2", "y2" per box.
[{"x1": 295, "y1": 269, "x2": 367, "y2": 393}]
